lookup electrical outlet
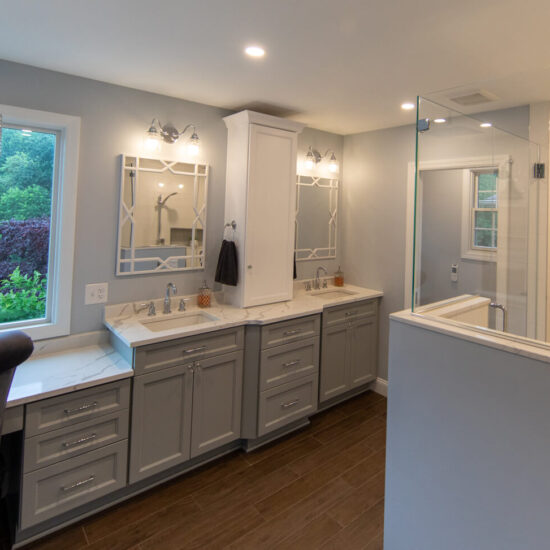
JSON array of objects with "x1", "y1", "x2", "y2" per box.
[{"x1": 85, "y1": 283, "x2": 108, "y2": 305}]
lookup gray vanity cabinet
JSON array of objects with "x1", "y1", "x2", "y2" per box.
[
  {"x1": 319, "y1": 323, "x2": 349, "y2": 401},
  {"x1": 349, "y1": 315, "x2": 378, "y2": 388},
  {"x1": 320, "y1": 299, "x2": 379, "y2": 403},
  {"x1": 129, "y1": 327, "x2": 244, "y2": 483},
  {"x1": 129, "y1": 364, "x2": 193, "y2": 484},
  {"x1": 190, "y1": 351, "x2": 243, "y2": 458}
]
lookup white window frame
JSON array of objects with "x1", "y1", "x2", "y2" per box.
[
  {"x1": 461, "y1": 168, "x2": 498, "y2": 262},
  {"x1": 0, "y1": 104, "x2": 80, "y2": 340}
]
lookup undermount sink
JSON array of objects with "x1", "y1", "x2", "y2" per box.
[
  {"x1": 140, "y1": 311, "x2": 219, "y2": 332},
  {"x1": 310, "y1": 288, "x2": 358, "y2": 299}
]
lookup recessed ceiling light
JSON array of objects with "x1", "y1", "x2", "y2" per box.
[
  {"x1": 401, "y1": 102, "x2": 415, "y2": 110},
  {"x1": 480, "y1": 122, "x2": 492, "y2": 128},
  {"x1": 245, "y1": 45, "x2": 265, "y2": 58},
  {"x1": 434, "y1": 118, "x2": 446, "y2": 124}
]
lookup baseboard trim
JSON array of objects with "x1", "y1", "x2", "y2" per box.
[{"x1": 371, "y1": 377, "x2": 388, "y2": 397}]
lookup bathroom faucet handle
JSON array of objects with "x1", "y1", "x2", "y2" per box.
[
  {"x1": 322, "y1": 279, "x2": 328, "y2": 288},
  {"x1": 148, "y1": 301, "x2": 156, "y2": 316},
  {"x1": 305, "y1": 280, "x2": 312, "y2": 291},
  {"x1": 178, "y1": 298, "x2": 189, "y2": 311}
]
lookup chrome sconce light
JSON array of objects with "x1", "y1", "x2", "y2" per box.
[
  {"x1": 304, "y1": 146, "x2": 339, "y2": 174},
  {"x1": 145, "y1": 118, "x2": 200, "y2": 156}
]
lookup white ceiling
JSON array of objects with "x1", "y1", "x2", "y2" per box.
[{"x1": 1, "y1": 0, "x2": 550, "y2": 135}]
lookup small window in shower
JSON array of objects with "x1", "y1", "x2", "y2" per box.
[{"x1": 461, "y1": 168, "x2": 498, "y2": 261}]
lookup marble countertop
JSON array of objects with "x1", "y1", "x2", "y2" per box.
[
  {"x1": 391, "y1": 308, "x2": 550, "y2": 365},
  {"x1": 105, "y1": 283, "x2": 384, "y2": 348},
  {"x1": 7, "y1": 343, "x2": 133, "y2": 408}
]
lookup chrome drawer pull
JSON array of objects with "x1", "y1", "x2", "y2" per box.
[
  {"x1": 345, "y1": 311, "x2": 358, "y2": 317},
  {"x1": 281, "y1": 399, "x2": 300, "y2": 409},
  {"x1": 183, "y1": 345, "x2": 206, "y2": 354},
  {"x1": 283, "y1": 329, "x2": 301, "y2": 336},
  {"x1": 64, "y1": 401, "x2": 98, "y2": 415},
  {"x1": 282, "y1": 359, "x2": 301, "y2": 368},
  {"x1": 62, "y1": 475, "x2": 96, "y2": 492},
  {"x1": 62, "y1": 433, "x2": 97, "y2": 449}
]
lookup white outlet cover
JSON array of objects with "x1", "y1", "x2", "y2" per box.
[{"x1": 85, "y1": 283, "x2": 109, "y2": 305}]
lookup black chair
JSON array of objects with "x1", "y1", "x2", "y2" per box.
[{"x1": 0, "y1": 331, "x2": 34, "y2": 437}]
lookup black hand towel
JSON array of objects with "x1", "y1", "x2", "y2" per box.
[{"x1": 215, "y1": 239, "x2": 238, "y2": 286}]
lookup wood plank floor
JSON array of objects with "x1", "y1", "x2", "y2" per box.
[{"x1": 16, "y1": 390, "x2": 386, "y2": 550}]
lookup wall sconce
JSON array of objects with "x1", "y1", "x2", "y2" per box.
[
  {"x1": 304, "y1": 146, "x2": 339, "y2": 174},
  {"x1": 145, "y1": 118, "x2": 200, "y2": 156}
]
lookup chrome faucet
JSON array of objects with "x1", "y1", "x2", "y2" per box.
[
  {"x1": 164, "y1": 282, "x2": 177, "y2": 314},
  {"x1": 314, "y1": 266, "x2": 328, "y2": 290},
  {"x1": 489, "y1": 302, "x2": 507, "y2": 332}
]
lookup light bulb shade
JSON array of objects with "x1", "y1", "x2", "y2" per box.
[
  {"x1": 328, "y1": 153, "x2": 339, "y2": 173},
  {"x1": 305, "y1": 150, "x2": 316, "y2": 170},
  {"x1": 188, "y1": 132, "x2": 200, "y2": 156}
]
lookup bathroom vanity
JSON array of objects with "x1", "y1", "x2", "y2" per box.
[{"x1": 4, "y1": 284, "x2": 382, "y2": 546}]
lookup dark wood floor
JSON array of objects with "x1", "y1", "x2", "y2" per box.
[{"x1": 14, "y1": 390, "x2": 386, "y2": 550}]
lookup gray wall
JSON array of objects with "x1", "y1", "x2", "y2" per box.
[
  {"x1": 342, "y1": 105, "x2": 531, "y2": 380},
  {"x1": 386, "y1": 317, "x2": 550, "y2": 550},
  {"x1": 420, "y1": 169, "x2": 496, "y2": 305},
  {"x1": 0, "y1": 60, "x2": 342, "y2": 335}
]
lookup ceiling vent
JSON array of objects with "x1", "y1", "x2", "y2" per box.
[{"x1": 449, "y1": 89, "x2": 499, "y2": 106}]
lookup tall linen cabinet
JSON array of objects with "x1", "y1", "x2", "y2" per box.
[{"x1": 223, "y1": 111, "x2": 305, "y2": 308}]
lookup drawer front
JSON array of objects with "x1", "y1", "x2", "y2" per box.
[
  {"x1": 260, "y1": 315, "x2": 320, "y2": 350},
  {"x1": 259, "y1": 337, "x2": 319, "y2": 391},
  {"x1": 24, "y1": 410, "x2": 129, "y2": 473},
  {"x1": 2, "y1": 405, "x2": 23, "y2": 435},
  {"x1": 323, "y1": 299, "x2": 378, "y2": 328},
  {"x1": 135, "y1": 327, "x2": 244, "y2": 375},
  {"x1": 258, "y1": 375, "x2": 318, "y2": 436},
  {"x1": 25, "y1": 380, "x2": 131, "y2": 437},
  {"x1": 21, "y1": 440, "x2": 128, "y2": 529}
]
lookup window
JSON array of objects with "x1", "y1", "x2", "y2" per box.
[
  {"x1": 461, "y1": 168, "x2": 498, "y2": 261},
  {"x1": 0, "y1": 105, "x2": 80, "y2": 340}
]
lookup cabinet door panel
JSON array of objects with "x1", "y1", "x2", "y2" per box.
[
  {"x1": 191, "y1": 351, "x2": 243, "y2": 458},
  {"x1": 319, "y1": 324, "x2": 349, "y2": 402},
  {"x1": 129, "y1": 365, "x2": 193, "y2": 483},
  {"x1": 349, "y1": 317, "x2": 377, "y2": 388},
  {"x1": 244, "y1": 124, "x2": 297, "y2": 306}
]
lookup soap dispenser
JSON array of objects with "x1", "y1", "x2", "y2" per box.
[
  {"x1": 197, "y1": 280, "x2": 212, "y2": 308},
  {"x1": 334, "y1": 266, "x2": 344, "y2": 287}
]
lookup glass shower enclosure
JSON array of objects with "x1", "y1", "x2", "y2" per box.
[{"x1": 411, "y1": 96, "x2": 548, "y2": 345}]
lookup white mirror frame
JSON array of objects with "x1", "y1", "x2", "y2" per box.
[
  {"x1": 295, "y1": 174, "x2": 338, "y2": 261},
  {"x1": 116, "y1": 155, "x2": 209, "y2": 276}
]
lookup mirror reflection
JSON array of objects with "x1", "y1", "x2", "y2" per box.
[
  {"x1": 117, "y1": 156, "x2": 208, "y2": 275},
  {"x1": 295, "y1": 175, "x2": 338, "y2": 260}
]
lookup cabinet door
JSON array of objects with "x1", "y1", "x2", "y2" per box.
[
  {"x1": 319, "y1": 324, "x2": 350, "y2": 402},
  {"x1": 244, "y1": 124, "x2": 297, "y2": 307},
  {"x1": 349, "y1": 316, "x2": 378, "y2": 388},
  {"x1": 191, "y1": 351, "x2": 243, "y2": 458},
  {"x1": 129, "y1": 364, "x2": 193, "y2": 484}
]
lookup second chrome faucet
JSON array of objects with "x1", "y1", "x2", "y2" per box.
[{"x1": 164, "y1": 282, "x2": 177, "y2": 314}]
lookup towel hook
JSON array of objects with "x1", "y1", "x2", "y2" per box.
[{"x1": 223, "y1": 220, "x2": 237, "y2": 241}]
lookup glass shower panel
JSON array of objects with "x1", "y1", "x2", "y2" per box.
[{"x1": 412, "y1": 96, "x2": 545, "y2": 343}]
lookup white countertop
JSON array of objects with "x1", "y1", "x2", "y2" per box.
[
  {"x1": 6, "y1": 283, "x2": 382, "y2": 410},
  {"x1": 391, "y1": 308, "x2": 550, "y2": 365},
  {"x1": 7, "y1": 343, "x2": 133, "y2": 408},
  {"x1": 105, "y1": 284, "x2": 384, "y2": 348}
]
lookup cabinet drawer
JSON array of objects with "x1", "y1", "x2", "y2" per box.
[
  {"x1": 260, "y1": 315, "x2": 320, "y2": 349},
  {"x1": 24, "y1": 410, "x2": 129, "y2": 473},
  {"x1": 260, "y1": 337, "x2": 319, "y2": 391},
  {"x1": 322, "y1": 300, "x2": 378, "y2": 328},
  {"x1": 21, "y1": 440, "x2": 127, "y2": 529},
  {"x1": 258, "y1": 375, "x2": 318, "y2": 436},
  {"x1": 25, "y1": 380, "x2": 131, "y2": 437},
  {"x1": 135, "y1": 327, "x2": 244, "y2": 375}
]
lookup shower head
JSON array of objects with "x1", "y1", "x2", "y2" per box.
[{"x1": 157, "y1": 192, "x2": 178, "y2": 206}]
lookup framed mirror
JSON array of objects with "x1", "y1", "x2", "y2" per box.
[
  {"x1": 295, "y1": 174, "x2": 338, "y2": 261},
  {"x1": 116, "y1": 155, "x2": 208, "y2": 275}
]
